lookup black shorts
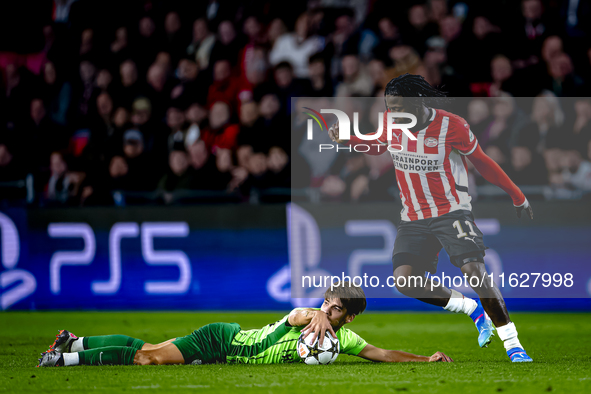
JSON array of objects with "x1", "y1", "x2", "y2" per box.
[{"x1": 392, "y1": 209, "x2": 488, "y2": 274}]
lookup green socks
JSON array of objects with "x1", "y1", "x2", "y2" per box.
[
  {"x1": 83, "y1": 335, "x2": 145, "y2": 351},
  {"x1": 77, "y1": 346, "x2": 138, "y2": 366}
]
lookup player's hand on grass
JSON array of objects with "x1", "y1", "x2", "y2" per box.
[
  {"x1": 514, "y1": 197, "x2": 533, "y2": 219},
  {"x1": 302, "y1": 310, "x2": 336, "y2": 347},
  {"x1": 328, "y1": 122, "x2": 343, "y2": 144},
  {"x1": 429, "y1": 351, "x2": 453, "y2": 362}
]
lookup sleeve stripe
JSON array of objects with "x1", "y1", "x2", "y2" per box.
[{"x1": 460, "y1": 140, "x2": 478, "y2": 156}]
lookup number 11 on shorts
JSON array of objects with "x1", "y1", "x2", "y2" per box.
[{"x1": 452, "y1": 220, "x2": 477, "y2": 239}]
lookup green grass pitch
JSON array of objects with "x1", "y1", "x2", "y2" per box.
[{"x1": 1, "y1": 311, "x2": 590, "y2": 393}]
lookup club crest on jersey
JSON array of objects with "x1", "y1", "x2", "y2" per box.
[{"x1": 424, "y1": 137, "x2": 438, "y2": 147}]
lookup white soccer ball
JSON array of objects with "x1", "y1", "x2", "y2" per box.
[{"x1": 297, "y1": 331, "x2": 339, "y2": 365}]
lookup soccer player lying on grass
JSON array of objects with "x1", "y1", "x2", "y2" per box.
[{"x1": 37, "y1": 283, "x2": 452, "y2": 367}]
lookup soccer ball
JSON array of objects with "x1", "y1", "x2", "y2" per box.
[{"x1": 297, "y1": 331, "x2": 339, "y2": 365}]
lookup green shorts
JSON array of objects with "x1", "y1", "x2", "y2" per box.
[{"x1": 172, "y1": 322, "x2": 241, "y2": 364}]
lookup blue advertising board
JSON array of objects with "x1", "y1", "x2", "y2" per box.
[{"x1": 1, "y1": 204, "x2": 590, "y2": 311}]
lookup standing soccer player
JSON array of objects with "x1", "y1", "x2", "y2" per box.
[{"x1": 328, "y1": 74, "x2": 533, "y2": 362}]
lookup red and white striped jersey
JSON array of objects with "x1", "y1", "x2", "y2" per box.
[{"x1": 376, "y1": 108, "x2": 478, "y2": 221}]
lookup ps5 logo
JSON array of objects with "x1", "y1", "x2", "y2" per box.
[
  {"x1": 0, "y1": 212, "x2": 36, "y2": 310},
  {"x1": 49, "y1": 222, "x2": 193, "y2": 295}
]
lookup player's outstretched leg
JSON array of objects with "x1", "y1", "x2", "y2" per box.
[
  {"x1": 47, "y1": 330, "x2": 146, "y2": 353},
  {"x1": 461, "y1": 262, "x2": 532, "y2": 362},
  {"x1": 38, "y1": 343, "x2": 185, "y2": 367},
  {"x1": 393, "y1": 262, "x2": 493, "y2": 347},
  {"x1": 38, "y1": 346, "x2": 138, "y2": 367},
  {"x1": 443, "y1": 289, "x2": 495, "y2": 348},
  {"x1": 48, "y1": 330, "x2": 79, "y2": 353}
]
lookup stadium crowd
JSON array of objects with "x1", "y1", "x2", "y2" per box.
[{"x1": 0, "y1": 0, "x2": 590, "y2": 206}]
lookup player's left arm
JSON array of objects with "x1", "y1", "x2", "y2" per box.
[
  {"x1": 357, "y1": 344, "x2": 453, "y2": 362},
  {"x1": 450, "y1": 118, "x2": 533, "y2": 219},
  {"x1": 467, "y1": 145, "x2": 533, "y2": 219}
]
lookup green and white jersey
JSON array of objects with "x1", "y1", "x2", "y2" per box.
[{"x1": 226, "y1": 312, "x2": 368, "y2": 364}]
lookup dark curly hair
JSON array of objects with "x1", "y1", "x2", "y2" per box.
[{"x1": 384, "y1": 73, "x2": 450, "y2": 110}]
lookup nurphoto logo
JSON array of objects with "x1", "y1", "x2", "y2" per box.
[{"x1": 303, "y1": 107, "x2": 418, "y2": 153}]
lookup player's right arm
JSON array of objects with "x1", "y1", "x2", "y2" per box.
[
  {"x1": 287, "y1": 308, "x2": 322, "y2": 326},
  {"x1": 357, "y1": 344, "x2": 453, "y2": 362},
  {"x1": 288, "y1": 308, "x2": 336, "y2": 346}
]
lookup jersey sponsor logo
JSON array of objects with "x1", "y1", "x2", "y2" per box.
[
  {"x1": 392, "y1": 154, "x2": 441, "y2": 172},
  {"x1": 469, "y1": 129, "x2": 475, "y2": 142},
  {"x1": 424, "y1": 137, "x2": 438, "y2": 147}
]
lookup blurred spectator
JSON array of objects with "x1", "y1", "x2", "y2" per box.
[
  {"x1": 244, "y1": 46, "x2": 269, "y2": 90},
  {"x1": 507, "y1": 144, "x2": 548, "y2": 185},
  {"x1": 164, "y1": 11, "x2": 189, "y2": 65},
  {"x1": 184, "y1": 102, "x2": 207, "y2": 148},
  {"x1": 158, "y1": 148, "x2": 195, "y2": 194},
  {"x1": 0, "y1": 143, "x2": 27, "y2": 195},
  {"x1": 209, "y1": 20, "x2": 244, "y2": 67},
  {"x1": 272, "y1": 61, "x2": 308, "y2": 116},
  {"x1": 421, "y1": 36, "x2": 470, "y2": 97},
  {"x1": 467, "y1": 16, "x2": 503, "y2": 83},
  {"x1": 145, "y1": 62, "x2": 170, "y2": 121},
  {"x1": 187, "y1": 140, "x2": 229, "y2": 190},
  {"x1": 40, "y1": 61, "x2": 71, "y2": 126},
  {"x1": 404, "y1": 4, "x2": 438, "y2": 56},
  {"x1": 166, "y1": 106, "x2": 188, "y2": 151},
  {"x1": 514, "y1": 0, "x2": 557, "y2": 61},
  {"x1": 45, "y1": 152, "x2": 82, "y2": 204},
  {"x1": 521, "y1": 92, "x2": 565, "y2": 153},
  {"x1": 373, "y1": 17, "x2": 401, "y2": 63},
  {"x1": 321, "y1": 152, "x2": 369, "y2": 202},
  {"x1": 386, "y1": 44, "x2": 425, "y2": 81},
  {"x1": 54, "y1": 0, "x2": 77, "y2": 24},
  {"x1": 467, "y1": 99, "x2": 492, "y2": 137},
  {"x1": 544, "y1": 53, "x2": 585, "y2": 96},
  {"x1": 95, "y1": 69, "x2": 113, "y2": 92},
  {"x1": 121, "y1": 129, "x2": 157, "y2": 191},
  {"x1": 207, "y1": 59, "x2": 252, "y2": 111},
  {"x1": 236, "y1": 101, "x2": 265, "y2": 155},
  {"x1": 115, "y1": 59, "x2": 144, "y2": 108},
  {"x1": 335, "y1": 54, "x2": 373, "y2": 97},
  {"x1": 110, "y1": 27, "x2": 131, "y2": 67},
  {"x1": 367, "y1": 59, "x2": 387, "y2": 95},
  {"x1": 439, "y1": 15, "x2": 471, "y2": 80},
  {"x1": 200, "y1": 101, "x2": 240, "y2": 152},
  {"x1": 171, "y1": 57, "x2": 208, "y2": 108},
  {"x1": 477, "y1": 94, "x2": 529, "y2": 156},
  {"x1": 258, "y1": 93, "x2": 288, "y2": 152},
  {"x1": 267, "y1": 18, "x2": 287, "y2": 48},
  {"x1": 79, "y1": 28, "x2": 95, "y2": 57},
  {"x1": 325, "y1": 9, "x2": 361, "y2": 79},
  {"x1": 269, "y1": 12, "x2": 324, "y2": 78},
  {"x1": 561, "y1": 149, "x2": 591, "y2": 190},
  {"x1": 70, "y1": 60, "x2": 97, "y2": 126},
  {"x1": 28, "y1": 98, "x2": 68, "y2": 173},
  {"x1": 134, "y1": 16, "x2": 160, "y2": 73},
  {"x1": 484, "y1": 144, "x2": 510, "y2": 172},
  {"x1": 265, "y1": 146, "x2": 290, "y2": 189},
  {"x1": 240, "y1": 16, "x2": 267, "y2": 78},
  {"x1": 187, "y1": 18, "x2": 215, "y2": 70}
]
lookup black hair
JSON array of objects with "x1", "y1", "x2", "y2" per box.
[
  {"x1": 324, "y1": 281, "x2": 367, "y2": 316},
  {"x1": 384, "y1": 73, "x2": 450, "y2": 109},
  {"x1": 274, "y1": 61, "x2": 293, "y2": 72},
  {"x1": 385, "y1": 73, "x2": 447, "y2": 98}
]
